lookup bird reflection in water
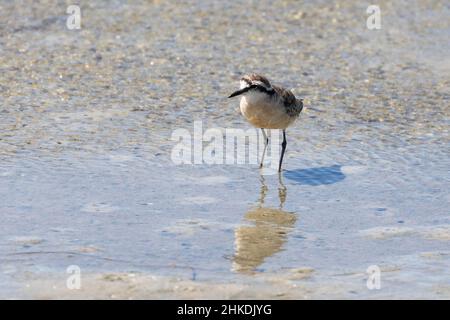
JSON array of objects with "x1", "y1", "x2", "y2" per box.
[{"x1": 232, "y1": 174, "x2": 297, "y2": 274}]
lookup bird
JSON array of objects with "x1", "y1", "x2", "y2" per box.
[{"x1": 228, "y1": 74, "x2": 304, "y2": 172}]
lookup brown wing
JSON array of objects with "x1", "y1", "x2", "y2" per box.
[
  {"x1": 273, "y1": 86, "x2": 295, "y2": 106},
  {"x1": 273, "y1": 85, "x2": 303, "y2": 117}
]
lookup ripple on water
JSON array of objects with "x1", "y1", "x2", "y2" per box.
[
  {"x1": 180, "y1": 196, "x2": 220, "y2": 205},
  {"x1": 9, "y1": 236, "x2": 44, "y2": 246},
  {"x1": 191, "y1": 176, "x2": 231, "y2": 185},
  {"x1": 360, "y1": 225, "x2": 450, "y2": 241},
  {"x1": 81, "y1": 203, "x2": 120, "y2": 213}
]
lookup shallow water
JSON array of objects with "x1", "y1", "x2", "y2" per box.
[{"x1": 0, "y1": 0, "x2": 449, "y2": 299}]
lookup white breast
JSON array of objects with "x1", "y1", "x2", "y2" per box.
[{"x1": 239, "y1": 93, "x2": 295, "y2": 129}]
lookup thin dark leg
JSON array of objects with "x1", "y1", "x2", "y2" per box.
[
  {"x1": 278, "y1": 130, "x2": 287, "y2": 172},
  {"x1": 259, "y1": 128, "x2": 269, "y2": 168}
]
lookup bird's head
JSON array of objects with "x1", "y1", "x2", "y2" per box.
[{"x1": 228, "y1": 74, "x2": 274, "y2": 98}]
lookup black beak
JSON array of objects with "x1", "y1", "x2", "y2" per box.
[{"x1": 228, "y1": 87, "x2": 248, "y2": 98}]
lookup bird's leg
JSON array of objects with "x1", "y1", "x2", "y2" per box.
[
  {"x1": 278, "y1": 130, "x2": 287, "y2": 172},
  {"x1": 259, "y1": 128, "x2": 269, "y2": 168}
]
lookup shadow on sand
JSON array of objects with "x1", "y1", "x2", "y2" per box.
[{"x1": 284, "y1": 165, "x2": 345, "y2": 186}]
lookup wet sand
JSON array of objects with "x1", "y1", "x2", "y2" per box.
[{"x1": 0, "y1": 0, "x2": 449, "y2": 299}]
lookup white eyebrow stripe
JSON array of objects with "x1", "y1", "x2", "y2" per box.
[
  {"x1": 251, "y1": 80, "x2": 271, "y2": 89},
  {"x1": 240, "y1": 80, "x2": 250, "y2": 89}
]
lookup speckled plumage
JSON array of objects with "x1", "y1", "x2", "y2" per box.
[{"x1": 272, "y1": 84, "x2": 303, "y2": 117}]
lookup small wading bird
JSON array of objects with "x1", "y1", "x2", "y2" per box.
[{"x1": 228, "y1": 74, "x2": 304, "y2": 172}]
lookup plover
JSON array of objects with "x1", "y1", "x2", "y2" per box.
[{"x1": 228, "y1": 74, "x2": 304, "y2": 172}]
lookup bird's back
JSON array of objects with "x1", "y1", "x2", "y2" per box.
[{"x1": 273, "y1": 85, "x2": 303, "y2": 118}]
